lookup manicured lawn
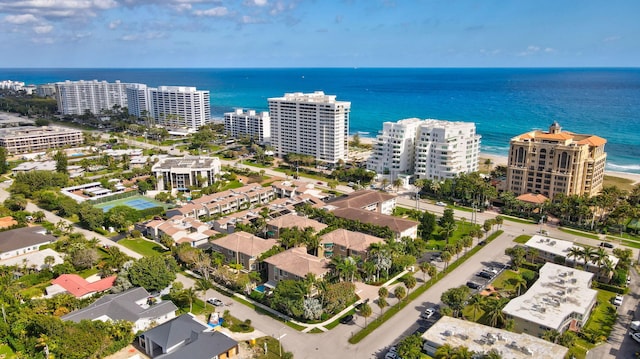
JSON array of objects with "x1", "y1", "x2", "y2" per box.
[
  {"x1": 559, "y1": 228, "x2": 600, "y2": 240},
  {"x1": 219, "y1": 180, "x2": 244, "y2": 190},
  {"x1": 254, "y1": 337, "x2": 286, "y2": 358},
  {"x1": 0, "y1": 344, "x2": 16, "y2": 358},
  {"x1": 502, "y1": 216, "x2": 536, "y2": 224},
  {"x1": 492, "y1": 268, "x2": 536, "y2": 293},
  {"x1": 118, "y1": 238, "x2": 167, "y2": 257},
  {"x1": 513, "y1": 235, "x2": 532, "y2": 244},
  {"x1": 619, "y1": 239, "x2": 640, "y2": 249},
  {"x1": 567, "y1": 289, "x2": 619, "y2": 359}
]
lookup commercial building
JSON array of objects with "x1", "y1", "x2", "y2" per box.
[
  {"x1": 0, "y1": 126, "x2": 83, "y2": 155},
  {"x1": 268, "y1": 91, "x2": 350, "y2": 164},
  {"x1": 422, "y1": 316, "x2": 568, "y2": 359},
  {"x1": 224, "y1": 109, "x2": 271, "y2": 143},
  {"x1": 149, "y1": 86, "x2": 210, "y2": 130},
  {"x1": 502, "y1": 262, "x2": 597, "y2": 337},
  {"x1": 36, "y1": 84, "x2": 56, "y2": 97},
  {"x1": 152, "y1": 156, "x2": 221, "y2": 191},
  {"x1": 506, "y1": 122, "x2": 607, "y2": 198},
  {"x1": 367, "y1": 118, "x2": 480, "y2": 180},
  {"x1": 54, "y1": 80, "x2": 129, "y2": 115}
]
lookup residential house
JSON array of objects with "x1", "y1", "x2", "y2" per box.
[
  {"x1": 502, "y1": 262, "x2": 597, "y2": 337},
  {"x1": 264, "y1": 247, "x2": 330, "y2": 285},
  {"x1": 328, "y1": 189, "x2": 397, "y2": 215},
  {"x1": 144, "y1": 216, "x2": 217, "y2": 247},
  {"x1": 318, "y1": 229, "x2": 385, "y2": 259},
  {"x1": 138, "y1": 313, "x2": 238, "y2": 359},
  {"x1": 62, "y1": 287, "x2": 178, "y2": 332},
  {"x1": 209, "y1": 231, "x2": 277, "y2": 271},
  {"x1": 266, "y1": 213, "x2": 328, "y2": 239},
  {"x1": 46, "y1": 274, "x2": 117, "y2": 299},
  {"x1": 0, "y1": 226, "x2": 56, "y2": 260},
  {"x1": 330, "y1": 207, "x2": 418, "y2": 239}
]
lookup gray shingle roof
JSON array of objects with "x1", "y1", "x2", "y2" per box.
[
  {"x1": 0, "y1": 226, "x2": 55, "y2": 252},
  {"x1": 62, "y1": 287, "x2": 177, "y2": 323},
  {"x1": 141, "y1": 314, "x2": 209, "y2": 351},
  {"x1": 159, "y1": 330, "x2": 238, "y2": 359}
]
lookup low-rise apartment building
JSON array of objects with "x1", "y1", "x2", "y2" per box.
[
  {"x1": 318, "y1": 229, "x2": 385, "y2": 259},
  {"x1": 0, "y1": 126, "x2": 83, "y2": 155},
  {"x1": 209, "y1": 231, "x2": 277, "y2": 271},
  {"x1": 328, "y1": 189, "x2": 397, "y2": 215},
  {"x1": 152, "y1": 156, "x2": 221, "y2": 191},
  {"x1": 524, "y1": 235, "x2": 618, "y2": 282},
  {"x1": 166, "y1": 184, "x2": 275, "y2": 218},
  {"x1": 422, "y1": 316, "x2": 568, "y2": 359},
  {"x1": 502, "y1": 262, "x2": 597, "y2": 337},
  {"x1": 266, "y1": 213, "x2": 328, "y2": 239},
  {"x1": 144, "y1": 216, "x2": 217, "y2": 247},
  {"x1": 330, "y1": 207, "x2": 418, "y2": 239},
  {"x1": 264, "y1": 247, "x2": 330, "y2": 285}
]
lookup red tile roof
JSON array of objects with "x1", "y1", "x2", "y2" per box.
[{"x1": 51, "y1": 274, "x2": 116, "y2": 298}]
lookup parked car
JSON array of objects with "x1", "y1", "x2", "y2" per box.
[
  {"x1": 207, "y1": 297, "x2": 224, "y2": 306},
  {"x1": 384, "y1": 352, "x2": 397, "y2": 359},
  {"x1": 483, "y1": 268, "x2": 498, "y2": 275},
  {"x1": 339, "y1": 314, "x2": 354, "y2": 324},
  {"x1": 466, "y1": 281, "x2": 482, "y2": 290},
  {"x1": 630, "y1": 332, "x2": 640, "y2": 343},
  {"x1": 435, "y1": 201, "x2": 446, "y2": 207},
  {"x1": 628, "y1": 277, "x2": 632, "y2": 286},
  {"x1": 600, "y1": 242, "x2": 614, "y2": 249},
  {"x1": 476, "y1": 271, "x2": 493, "y2": 279},
  {"x1": 421, "y1": 307, "x2": 437, "y2": 319},
  {"x1": 630, "y1": 321, "x2": 640, "y2": 332},
  {"x1": 613, "y1": 295, "x2": 624, "y2": 306}
]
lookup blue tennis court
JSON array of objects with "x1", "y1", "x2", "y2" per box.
[{"x1": 95, "y1": 196, "x2": 164, "y2": 212}]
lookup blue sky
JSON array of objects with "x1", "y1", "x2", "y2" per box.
[{"x1": 0, "y1": 0, "x2": 638, "y2": 68}]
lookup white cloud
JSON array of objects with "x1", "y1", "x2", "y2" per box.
[
  {"x1": 0, "y1": 0, "x2": 118, "y2": 19},
  {"x1": 193, "y1": 6, "x2": 228, "y2": 16},
  {"x1": 120, "y1": 31, "x2": 166, "y2": 41},
  {"x1": 109, "y1": 19, "x2": 121, "y2": 29},
  {"x1": 4, "y1": 13, "x2": 38, "y2": 24},
  {"x1": 31, "y1": 36, "x2": 55, "y2": 44},
  {"x1": 33, "y1": 24, "x2": 53, "y2": 34},
  {"x1": 244, "y1": 0, "x2": 268, "y2": 6}
]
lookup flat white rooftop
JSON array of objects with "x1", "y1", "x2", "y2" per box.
[
  {"x1": 502, "y1": 262, "x2": 597, "y2": 331},
  {"x1": 422, "y1": 316, "x2": 568, "y2": 359},
  {"x1": 525, "y1": 235, "x2": 619, "y2": 267}
]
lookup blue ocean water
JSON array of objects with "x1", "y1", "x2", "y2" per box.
[{"x1": 1, "y1": 68, "x2": 639, "y2": 173}]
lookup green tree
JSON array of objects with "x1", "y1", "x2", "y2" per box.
[
  {"x1": 360, "y1": 303, "x2": 372, "y2": 326},
  {"x1": 397, "y1": 333, "x2": 424, "y2": 359},
  {"x1": 513, "y1": 274, "x2": 527, "y2": 296},
  {"x1": 378, "y1": 286, "x2": 388, "y2": 299},
  {"x1": 128, "y1": 255, "x2": 178, "y2": 292},
  {"x1": 377, "y1": 296, "x2": 387, "y2": 313},
  {"x1": 468, "y1": 293, "x2": 484, "y2": 321},
  {"x1": 54, "y1": 150, "x2": 68, "y2": 174},
  {"x1": 0, "y1": 147, "x2": 8, "y2": 174},
  {"x1": 418, "y1": 212, "x2": 436, "y2": 240},
  {"x1": 441, "y1": 285, "x2": 471, "y2": 317},
  {"x1": 394, "y1": 284, "x2": 407, "y2": 301},
  {"x1": 505, "y1": 246, "x2": 526, "y2": 271}
]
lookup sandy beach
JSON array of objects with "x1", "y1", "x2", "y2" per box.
[{"x1": 351, "y1": 135, "x2": 640, "y2": 185}]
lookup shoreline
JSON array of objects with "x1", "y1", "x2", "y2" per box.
[{"x1": 350, "y1": 135, "x2": 640, "y2": 185}]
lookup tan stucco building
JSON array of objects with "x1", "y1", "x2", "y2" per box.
[{"x1": 506, "y1": 122, "x2": 606, "y2": 199}]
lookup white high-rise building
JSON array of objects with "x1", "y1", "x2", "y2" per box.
[
  {"x1": 126, "y1": 83, "x2": 151, "y2": 119},
  {"x1": 367, "y1": 118, "x2": 423, "y2": 176},
  {"x1": 149, "y1": 86, "x2": 210, "y2": 130},
  {"x1": 54, "y1": 80, "x2": 129, "y2": 115},
  {"x1": 414, "y1": 119, "x2": 480, "y2": 180},
  {"x1": 367, "y1": 118, "x2": 481, "y2": 180},
  {"x1": 268, "y1": 91, "x2": 350, "y2": 164},
  {"x1": 224, "y1": 109, "x2": 271, "y2": 143}
]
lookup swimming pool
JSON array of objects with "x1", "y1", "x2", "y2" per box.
[{"x1": 254, "y1": 285, "x2": 267, "y2": 293}]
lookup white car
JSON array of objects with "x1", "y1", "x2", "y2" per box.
[
  {"x1": 630, "y1": 332, "x2": 640, "y2": 343},
  {"x1": 613, "y1": 295, "x2": 623, "y2": 306},
  {"x1": 421, "y1": 308, "x2": 436, "y2": 319},
  {"x1": 435, "y1": 201, "x2": 446, "y2": 207},
  {"x1": 207, "y1": 297, "x2": 224, "y2": 306}
]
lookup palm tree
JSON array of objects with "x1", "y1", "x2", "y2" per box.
[
  {"x1": 419, "y1": 261, "x2": 430, "y2": 282},
  {"x1": 378, "y1": 286, "x2": 388, "y2": 299},
  {"x1": 581, "y1": 246, "x2": 595, "y2": 268},
  {"x1": 542, "y1": 329, "x2": 560, "y2": 343},
  {"x1": 360, "y1": 303, "x2": 372, "y2": 326},
  {"x1": 484, "y1": 298, "x2": 508, "y2": 328},
  {"x1": 381, "y1": 178, "x2": 390, "y2": 191},
  {"x1": 600, "y1": 258, "x2": 616, "y2": 282},
  {"x1": 434, "y1": 344, "x2": 455, "y2": 359},
  {"x1": 468, "y1": 294, "x2": 484, "y2": 321},
  {"x1": 441, "y1": 251, "x2": 452, "y2": 270},
  {"x1": 392, "y1": 178, "x2": 404, "y2": 193},
  {"x1": 567, "y1": 246, "x2": 583, "y2": 266},
  {"x1": 394, "y1": 285, "x2": 407, "y2": 301},
  {"x1": 195, "y1": 278, "x2": 212, "y2": 307},
  {"x1": 592, "y1": 247, "x2": 608, "y2": 267},
  {"x1": 513, "y1": 274, "x2": 527, "y2": 296},
  {"x1": 427, "y1": 264, "x2": 438, "y2": 280},
  {"x1": 377, "y1": 296, "x2": 387, "y2": 313},
  {"x1": 184, "y1": 287, "x2": 198, "y2": 313}
]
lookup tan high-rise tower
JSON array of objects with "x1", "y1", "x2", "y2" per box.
[{"x1": 506, "y1": 122, "x2": 607, "y2": 199}]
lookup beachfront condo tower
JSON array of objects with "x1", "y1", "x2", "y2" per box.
[
  {"x1": 367, "y1": 118, "x2": 480, "y2": 180},
  {"x1": 268, "y1": 91, "x2": 350, "y2": 164},
  {"x1": 55, "y1": 80, "x2": 129, "y2": 115},
  {"x1": 224, "y1": 109, "x2": 271, "y2": 144},
  {"x1": 127, "y1": 85, "x2": 211, "y2": 131},
  {"x1": 506, "y1": 122, "x2": 607, "y2": 199}
]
